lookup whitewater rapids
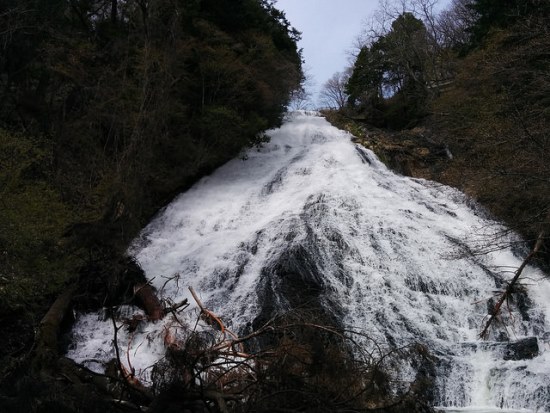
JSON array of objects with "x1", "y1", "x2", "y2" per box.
[{"x1": 67, "y1": 111, "x2": 550, "y2": 411}]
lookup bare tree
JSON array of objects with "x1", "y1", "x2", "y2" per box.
[
  {"x1": 288, "y1": 86, "x2": 313, "y2": 110},
  {"x1": 319, "y1": 70, "x2": 350, "y2": 110},
  {"x1": 436, "y1": 0, "x2": 478, "y2": 48},
  {"x1": 0, "y1": 6, "x2": 34, "y2": 50},
  {"x1": 288, "y1": 66, "x2": 315, "y2": 110},
  {"x1": 479, "y1": 227, "x2": 547, "y2": 339}
]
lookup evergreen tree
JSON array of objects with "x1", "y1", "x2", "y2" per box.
[{"x1": 346, "y1": 12, "x2": 431, "y2": 127}]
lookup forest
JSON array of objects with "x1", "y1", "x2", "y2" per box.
[{"x1": 1, "y1": 0, "x2": 549, "y2": 412}]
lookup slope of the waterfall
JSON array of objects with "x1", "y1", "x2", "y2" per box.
[{"x1": 66, "y1": 111, "x2": 550, "y2": 411}]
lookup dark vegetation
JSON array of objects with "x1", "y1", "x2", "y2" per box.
[
  {"x1": 147, "y1": 299, "x2": 436, "y2": 413},
  {"x1": 0, "y1": 0, "x2": 301, "y2": 327},
  {"x1": 327, "y1": 0, "x2": 550, "y2": 268}
]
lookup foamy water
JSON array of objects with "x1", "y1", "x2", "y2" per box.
[{"x1": 67, "y1": 111, "x2": 550, "y2": 411}]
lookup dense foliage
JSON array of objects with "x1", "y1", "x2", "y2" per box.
[
  {"x1": 0, "y1": 0, "x2": 302, "y2": 310},
  {"x1": 467, "y1": 0, "x2": 550, "y2": 47},
  {"x1": 346, "y1": 12, "x2": 433, "y2": 128}
]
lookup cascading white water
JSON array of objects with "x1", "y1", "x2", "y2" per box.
[{"x1": 67, "y1": 111, "x2": 550, "y2": 412}]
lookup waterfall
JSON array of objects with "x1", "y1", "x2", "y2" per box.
[{"x1": 66, "y1": 111, "x2": 550, "y2": 411}]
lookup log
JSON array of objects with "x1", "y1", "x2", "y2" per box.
[{"x1": 37, "y1": 284, "x2": 78, "y2": 353}]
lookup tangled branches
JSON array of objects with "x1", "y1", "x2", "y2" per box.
[{"x1": 99, "y1": 286, "x2": 435, "y2": 413}]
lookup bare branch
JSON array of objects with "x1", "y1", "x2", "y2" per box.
[
  {"x1": 319, "y1": 71, "x2": 350, "y2": 110},
  {"x1": 480, "y1": 228, "x2": 547, "y2": 339}
]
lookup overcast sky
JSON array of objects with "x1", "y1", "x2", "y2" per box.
[
  {"x1": 275, "y1": 0, "x2": 450, "y2": 106},
  {"x1": 275, "y1": 0, "x2": 378, "y2": 105}
]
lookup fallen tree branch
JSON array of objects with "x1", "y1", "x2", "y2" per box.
[
  {"x1": 208, "y1": 324, "x2": 274, "y2": 354},
  {"x1": 189, "y1": 286, "x2": 226, "y2": 333},
  {"x1": 110, "y1": 311, "x2": 150, "y2": 397},
  {"x1": 164, "y1": 299, "x2": 189, "y2": 315},
  {"x1": 480, "y1": 230, "x2": 545, "y2": 339}
]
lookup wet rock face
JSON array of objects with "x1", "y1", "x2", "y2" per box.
[
  {"x1": 502, "y1": 337, "x2": 539, "y2": 361},
  {"x1": 252, "y1": 240, "x2": 342, "y2": 333},
  {"x1": 252, "y1": 196, "x2": 352, "y2": 332},
  {"x1": 459, "y1": 337, "x2": 539, "y2": 361}
]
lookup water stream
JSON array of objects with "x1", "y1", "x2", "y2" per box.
[{"x1": 67, "y1": 111, "x2": 550, "y2": 411}]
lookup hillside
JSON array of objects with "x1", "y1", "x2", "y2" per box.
[
  {"x1": 330, "y1": 0, "x2": 550, "y2": 267},
  {"x1": 0, "y1": 1, "x2": 302, "y2": 411}
]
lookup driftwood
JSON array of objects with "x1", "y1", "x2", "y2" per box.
[
  {"x1": 189, "y1": 286, "x2": 227, "y2": 333},
  {"x1": 164, "y1": 298, "x2": 189, "y2": 315},
  {"x1": 28, "y1": 280, "x2": 424, "y2": 413}
]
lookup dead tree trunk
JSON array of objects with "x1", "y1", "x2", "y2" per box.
[
  {"x1": 480, "y1": 229, "x2": 546, "y2": 339},
  {"x1": 36, "y1": 284, "x2": 77, "y2": 354}
]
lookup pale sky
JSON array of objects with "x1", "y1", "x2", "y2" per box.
[{"x1": 276, "y1": 0, "x2": 379, "y2": 105}]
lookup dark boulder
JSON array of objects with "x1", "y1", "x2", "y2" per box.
[
  {"x1": 461, "y1": 337, "x2": 539, "y2": 361},
  {"x1": 503, "y1": 337, "x2": 539, "y2": 361}
]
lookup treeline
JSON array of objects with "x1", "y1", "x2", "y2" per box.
[
  {"x1": 0, "y1": 0, "x2": 301, "y2": 366},
  {"x1": 327, "y1": 0, "x2": 550, "y2": 260}
]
